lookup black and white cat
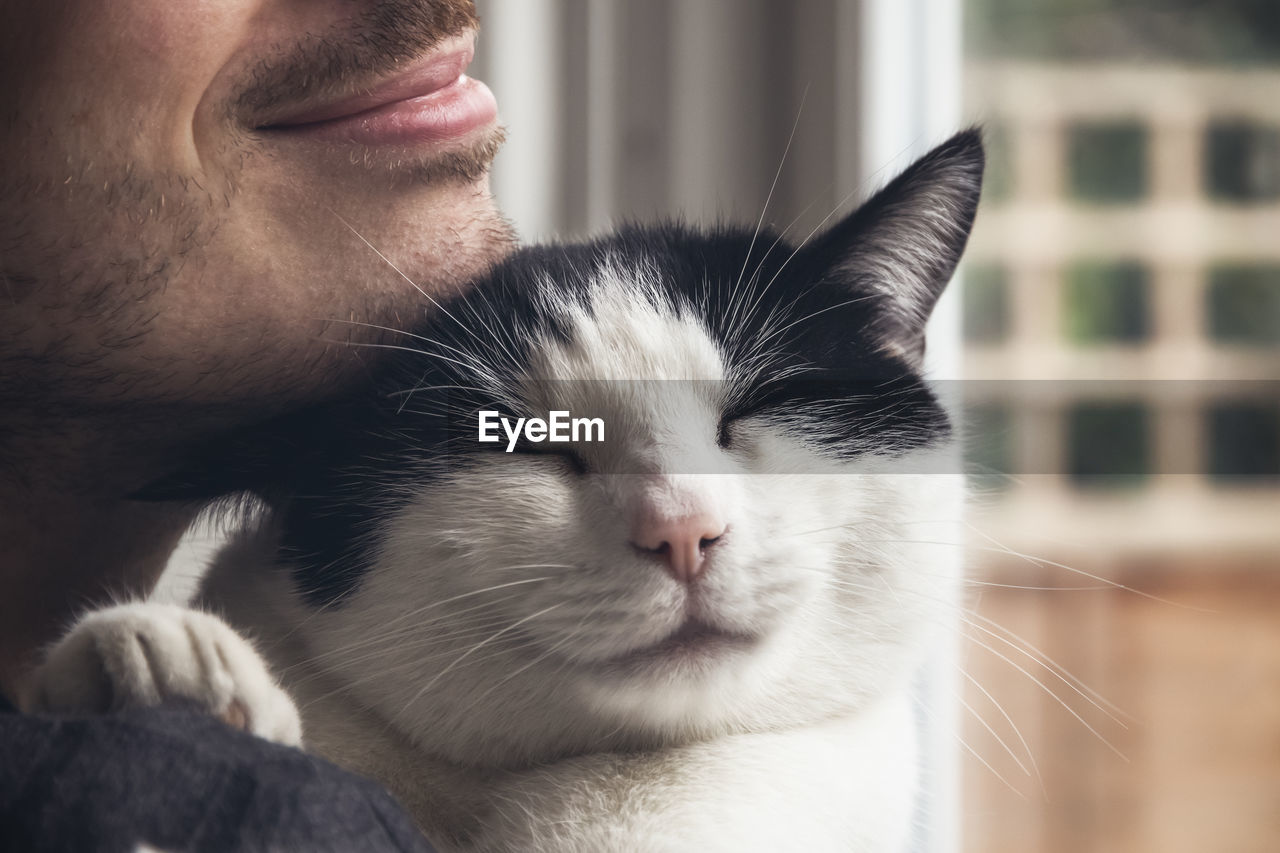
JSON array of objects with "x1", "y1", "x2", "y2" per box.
[{"x1": 32, "y1": 130, "x2": 982, "y2": 852}]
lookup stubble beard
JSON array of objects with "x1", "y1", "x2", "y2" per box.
[
  {"x1": 0, "y1": 1, "x2": 514, "y2": 485},
  {"x1": 0, "y1": 130, "x2": 512, "y2": 490}
]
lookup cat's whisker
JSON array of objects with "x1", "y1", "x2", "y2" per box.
[
  {"x1": 957, "y1": 691, "x2": 1034, "y2": 779},
  {"x1": 342, "y1": 626, "x2": 536, "y2": 673},
  {"x1": 356, "y1": 576, "x2": 554, "y2": 633},
  {"x1": 297, "y1": 634, "x2": 509, "y2": 693},
  {"x1": 462, "y1": 623, "x2": 590, "y2": 711},
  {"x1": 296, "y1": 635, "x2": 548, "y2": 713},
  {"x1": 314, "y1": 314, "x2": 505, "y2": 410},
  {"x1": 754, "y1": 294, "x2": 881, "y2": 348},
  {"x1": 774, "y1": 514, "x2": 962, "y2": 541},
  {"x1": 734, "y1": 172, "x2": 881, "y2": 351},
  {"x1": 964, "y1": 522, "x2": 1214, "y2": 613},
  {"x1": 309, "y1": 613, "x2": 522, "y2": 670},
  {"x1": 373, "y1": 635, "x2": 549, "y2": 697},
  {"x1": 788, "y1": 518, "x2": 1197, "y2": 611},
  {"x1": 329, "y1": 209, "x2": 433, "y2": 302},
  {"x1": 318, "y1": 338, "x2": 489, "y2": 377},
  {"x1": 959, "y1": 579, "x2": 1113, "y2": 591},
  {"x1": 395, "y1": 602, "x2": 568, "y2": 721},
  {"x1": 727, "y1": 88, "x2": 808, "y2": 330},
  {"x1": 328, "y1": 209, "x2": 495, "y2": 353},
  {"x1": 738, "y1": 197, "x2": 822, "y2": 319},
  {"x1": 454, "y1": 288, "x2": 527, "y2": 376},
  {"x1": 385, "y1": 383, "x2": 497, "y2": 398},
  {"x1": 962, "y1": 629, "x2": 1129, "y2": 761},
  {"x1": 473, "y1": 562, "x2": 578, "y2": 574},
  {"x1": 317, "y1": 316, "x2": 478, "y2": 363},
  {"x1": 279, "y1": 610, "x2": 521, "y2": 677},
  {"x1": 916, "y1": 695, "x2": 1030, "y2": 802},
  {"x1": 811, "y1": 537, "x2": 1134, "y2": 594},
  {"x1": 277, "y1": 578, "x2": 557, "y2": 671},
  {"x1": 956, "y1": 733, "x2": 1031, "y2": 803},
  {"x1": 819, "y1": 575, "x2": 1129, "y2": 733},
  {"x1": 966, "y1": 609, "x2": 1134, "y2": 724},
  {"x1": 958, "y1": 668, "x2": 1045, "y2": 795}
]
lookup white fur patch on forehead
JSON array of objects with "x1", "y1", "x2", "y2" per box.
[{"x1": 525, "y1": 257, "x2": 726, "y2": 383}]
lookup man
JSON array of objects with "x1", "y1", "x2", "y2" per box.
[{"x1": 1, "y1": 0, "x2": 511, "y2": 847}]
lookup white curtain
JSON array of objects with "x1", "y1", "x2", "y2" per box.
[{"x1": 475, "y1": 0, "x2": 962, "y2": 368}]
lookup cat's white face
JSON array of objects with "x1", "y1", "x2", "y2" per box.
[{"x1": 291, "y1": 266, "x2": 963, "y2": 767}]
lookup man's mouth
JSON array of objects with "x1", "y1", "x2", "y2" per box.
[{"x1": 257, "y1": 33, "x2": 497, "y2": 148}]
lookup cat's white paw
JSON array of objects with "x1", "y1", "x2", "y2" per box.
[{"x1": 28, "y1": 602, "x2": 302, "y2": 747}]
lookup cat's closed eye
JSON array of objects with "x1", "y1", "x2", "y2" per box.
[
  {"x1": 716, "y1": 417, "x2": 734, "y2": 449},
  {"x1": 503, "y1": 436, "x2": 590, "y2": 475}
]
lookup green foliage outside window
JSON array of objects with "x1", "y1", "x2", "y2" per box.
[
  {"x1": 1207, "y1": 266, "x2": 1280, "y2": 344},
  {"x1": 1065, "y1": 261, "x2": 1150, "y2": 343},
  {"x1": 966, "y1": 0, "x2": 1280, "y2": 65},
  {"x1": 1067, "y1": 122, "x2": 1148, "y2": 203}
]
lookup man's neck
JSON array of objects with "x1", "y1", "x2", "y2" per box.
[{"x1": 0, "y1": 438, "x2": 198, "y2": 704}]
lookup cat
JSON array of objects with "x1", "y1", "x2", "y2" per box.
[{"x1": 30, "y1": 129, "x2": 983, "y2": 852}]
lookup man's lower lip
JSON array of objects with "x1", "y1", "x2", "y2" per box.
[{"x1": 263, "y1": 76, "x2": 497, "y2": 147}]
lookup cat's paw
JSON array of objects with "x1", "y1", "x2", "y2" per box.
[{"x1": 28, "y1": 602, "x2": 302, "y2": 747}]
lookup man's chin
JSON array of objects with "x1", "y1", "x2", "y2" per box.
[{"x1": 382, "y1": 124, "x2": 507, "y2": 187}]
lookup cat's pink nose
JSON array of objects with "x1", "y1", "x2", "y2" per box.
[{"x1": 630, "y1": 511, "x2": 728, "y2": 584}]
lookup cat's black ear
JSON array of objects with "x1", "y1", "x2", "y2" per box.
[{"x1": 809, "y1": 128, "x2": 984, "y2": 365}]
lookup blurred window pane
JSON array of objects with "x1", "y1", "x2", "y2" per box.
[
  {"x1": 1206, "y1": 265, "x2": 1280, "y2": 344},
  {"x1": 1067, "y1": 121, "x2": 1147, "y2": 202},
  {"x1": 963, "y1": 2, "x2": 1280, "y2": 851},
  {"x1": 964, "y1": 1, "x2": 1280, "y2": 64},
  {"x1": 982, "y1": 122, "x2": 1014, "y2": 203},
  {"x1": 964, "y1": 402, "x2": 1014, "y2": 490},
  {"x1": 1064, "y1": 261, "x2": 1150, "y2": 343},
  {"x1": 1204, "y1": 121, "x2": 1280, "y2": 202},
  {"x1": 1207, "y1": 402, "x2": 1280, "y2": 481},
  {"x1": 1067, "y1": 401, "x2": 1150, "y2": 487},
  {"x1": 962, "y1": 264, "x2": 1010, "y2": 344}
]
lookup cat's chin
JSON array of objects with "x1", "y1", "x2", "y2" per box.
[{"x1": 593, "y1": 618, "x2": 760, "y2": 674}]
